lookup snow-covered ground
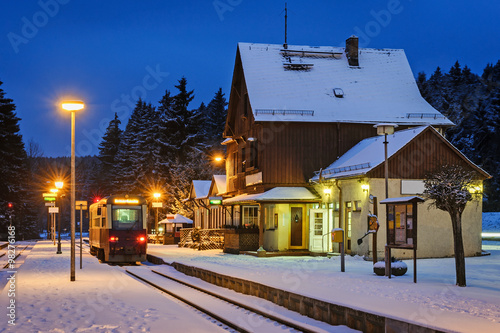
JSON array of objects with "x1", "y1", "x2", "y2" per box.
[
  {"x1": 148, "y1": 242, "x2": 500, "y2": 333},
  {"x1": 482, "y1": 212, "x2": 500, "y2": 232},
  {"x1": 0, "y1": 213, "x2": 498, "y2": 332},
  {"x1": 0, "y1": 241, "x2": 230, "y2": 333}
]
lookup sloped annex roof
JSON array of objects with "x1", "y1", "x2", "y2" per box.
[
  {"x1": 238, "y1": 42, "x2": 453, "y2": 126},
  {"x1": 223, "y1": 187, "x2": 320, "y2": 204},
  {"x1": 188, "y1": 180, "x2": 211, "y2": 200},
  {"x1": 311, "y1": 126, "x2": 490, "y2": 181}
]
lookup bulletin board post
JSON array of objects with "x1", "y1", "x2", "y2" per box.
[{"x1": 380, "y1": 196, "x2": 424, "y2": 284}]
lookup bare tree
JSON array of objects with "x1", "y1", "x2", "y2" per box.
[{"x1": 423, "y1": 164, "x2": 475, "y2": 287}]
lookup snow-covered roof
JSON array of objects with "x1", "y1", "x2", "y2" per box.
[
  {"x1": 311, "y1": 126, "x2": 428, "y2": 180},
  {"x1": 159, "y1": 214, "x2": 193, "y2": 224},
  {"x1": 212, "y1": 175, "x2": 227, "y2": 195},
  {"x1": 191, "y1": 180, "x2": 211, "y2": 199},
  {"x1": 380, "y1": 196, "x2": 425, "y2": 204},
  {"x1": 239, "y1": 42, "x2": 453, "y2": 126},
  {"x1": 223, "y1": 187, "x2": 319, "y2": 204}
]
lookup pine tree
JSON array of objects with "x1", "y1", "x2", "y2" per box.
[
  {"x1": 0, "y1": 81, "x2": 34, "y2": 239},
  {"x1": 96, "y1": 113, "x2": 122, "y2": 196},
  {"x1": 205, "y1": 87, "x2": 228, "y2": 146},
  {"x1": 112, "y1": 99, "x2": 148, "y2": 193}
]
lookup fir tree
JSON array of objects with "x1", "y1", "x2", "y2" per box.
[
  {"x1": 96, "y1": 113, "x2": 122, "y2": 195},
  {"x1": 0, "y1": 81, "x2": 34, "y2": 239},
  {"x1": 205, "y1": 87, "x2": 228, "y2": 146}
]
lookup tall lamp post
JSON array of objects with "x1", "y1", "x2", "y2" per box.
[
  {"x1": 374, "y1": 123, "x2": 397, "y2": 278},
  {"x1": 62, "y1": 101, "x2": 85, "y2": 282},
  {"x1": 55, "y1": 181, "x2": 64, "y2": 254}
]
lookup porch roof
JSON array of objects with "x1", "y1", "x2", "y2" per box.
[
  {"x1": 223, "y1": 187, "x2": 320, "y2": 204},
  {"x1": 159, "y1": 214, "x2": 193, "y2": 224}
]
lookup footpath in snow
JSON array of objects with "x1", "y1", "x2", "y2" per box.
[
  {"x1": 148, "y1": 242, "x2": 500, "y2": 333},
  {"x1": 0, "y1": 241, "x2": 229, "y2": 333}
]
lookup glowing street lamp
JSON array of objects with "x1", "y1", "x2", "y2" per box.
[
  {"x1": 374, "y1": 123, "x2": 397, "y2": 199},
  {"x1": 55, "y1": 181, "x2": 64, "y2": 254},
  {"x1": 153, "y1": 193, "x2": 161, "y2": 243},
  {"x1": 62, "y1": 100, "x2": 85, "y2": 281}
]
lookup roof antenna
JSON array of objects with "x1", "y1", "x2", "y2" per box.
[{"x1": 283, "y1": 2, "x2": 288, "y2": 49}]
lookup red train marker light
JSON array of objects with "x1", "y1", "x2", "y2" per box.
[
  {"x1": 7, "y1": 202, "x2": 13, "y2": 209},
  {"x1": 137, "y1": 236, "x2": 146, "y2": 242},
  {"x1": 109, "y1": 236, "x2": 119, "y2": 242}
]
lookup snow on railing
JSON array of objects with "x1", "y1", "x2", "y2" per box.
[
  {"x1": 406, "y1": 113, "x2": 447, "y2": 119},
  {"x1": 255, "y1": 109, "x2": 314, "y2": 116},
  {"x1": 316, "y1": 162, "x2": 371, "y2": 177}
]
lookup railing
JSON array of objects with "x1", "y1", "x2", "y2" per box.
[
  {"x1": 179, "y1": 228, "x2": 225, "y2": 251},
  {"x1": 406, "y1": 113, "x2": 447, "y2": 119},
  {"x1": 316, "y1": 162, "x2": 371, "y2": 177},
  {"x1": 255, "y1": 109, "x2": 314, "y2": 116}
]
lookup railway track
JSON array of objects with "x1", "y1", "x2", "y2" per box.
[
  {"x1": 1, "y1": 242, "x2": 35, "y2": 269},
  {"x1": 125, "y1": 266, "x2": 336, "y2": 333}
]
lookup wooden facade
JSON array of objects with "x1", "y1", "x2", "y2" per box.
[{"x1": 368, "y1": 128, "x2": 490, "y2": 180}]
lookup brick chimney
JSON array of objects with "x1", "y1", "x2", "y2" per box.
[{"x1": 345, "y1": 35, "x2": 359, "y2": 66}]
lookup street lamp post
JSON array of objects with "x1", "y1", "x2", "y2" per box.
[
  {"x1": 154, "y1": 193, "x2": 161, "y2": 244},
  {"x1": 374, "y1": 123, "x2": 397, "y2": 278},
  {"x1": 62, "y1": 101, "x2": 85, "y2": 282},
  {"x1": 55, "y1": 181, "x2": 64, "y2": 254}
]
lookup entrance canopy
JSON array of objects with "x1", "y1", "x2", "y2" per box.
[
  {"x1": 223, "y1": 187, "x2": 320, "y2": 204},
  {"x1": 159, "y1": 214, "x2": 193, "y2": 224}
]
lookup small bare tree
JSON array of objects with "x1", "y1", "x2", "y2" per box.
[{"x1": 423, "y1": 164, "x2": 475, "y2": 287}]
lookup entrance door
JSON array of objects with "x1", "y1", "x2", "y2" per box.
[
  {"x1": 290, "y1": 207, "x2": 303, "y2": 247},
  {"x1": 345, "y1": 202, "x2": 352, "y2": 253},
  {"x1": 309, "y1": 209, "x2": 327, "y2": 252}
]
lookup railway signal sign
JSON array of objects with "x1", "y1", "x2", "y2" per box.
[
  {"x1": 48, "y1": 207, "x2": 59, "y2": 214},
  {"x1": 76, "y1": 200, "x2": 88, "y2": 210}
]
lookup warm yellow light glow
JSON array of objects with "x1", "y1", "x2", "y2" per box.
[
  {"x1": 50, "y1": 188, "x2": 59, "y2": 193},
  {"x1": 114, "y1": 199, "x2": 139, "y2": 204},
  {"x1": 55, "y1": 181, "x2": 64, "y2": 189},
  {"x1": 361, "y1": 184, "x2": 370, "y2": 192},
  {"x1": 214, "y1": 156, "x2": 224, "y2": 162},
  {"x1": 468, "y1": 185, "x2": 483, "y2": 194},
  {"x1": 323, "y1": 188, "x2": 332, "y2": 195},
  {"x1": 154, "y1": 193, "x2": 161, "y2": 198},
  {"x1": 61, "y1": 101, "x2": 85, "y2": 111}
]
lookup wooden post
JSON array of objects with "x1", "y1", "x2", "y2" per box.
[
  {"x1": 257, "y1": 204, "x2": 266, "y2": 257},
  {"x1": 372, "y1": 196, "x2": 378, "y2": 264},
  {"x1": 385, "y1": 246, "x2": 391, "y2": 279},
  {"x1": 340, "y1": 231, "x2": 345, "y2": 272},
  {"x1": 414, "y1": 248, "x2": 417, "y2": 283},
  {"x1": 80, "y1": 206, "x2": 83, "y2": 269}
]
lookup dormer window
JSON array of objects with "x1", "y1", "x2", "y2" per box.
[{"x1": 333, "y1": 88, "x2": 344, "y2": 98}]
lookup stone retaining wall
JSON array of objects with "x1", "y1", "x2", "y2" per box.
[{"x1": 171, "y1": 262, "x2": 446, "y2": 333}]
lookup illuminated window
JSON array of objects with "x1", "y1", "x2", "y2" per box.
[
  {"x1": 314, "y1": 212, "x2": 323, "y2": 236},
  {"x1": 242, "y1": 206, "x2": 258, "y2": 227}
]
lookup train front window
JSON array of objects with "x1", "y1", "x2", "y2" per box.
[{"x1": 112, "y1": 206, "x2": 142, "y2": 230}]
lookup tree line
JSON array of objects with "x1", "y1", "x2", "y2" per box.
[
  {"x1": 417, "y1": 60, "x2": 500, "y2": 211},
  {"x1": 0, "y1": 77, "x2": 226, "y2": 239}
]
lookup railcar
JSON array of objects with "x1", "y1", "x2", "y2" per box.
[{"x1": 89, "y1": 195, "x2": 148, "y2": 263}]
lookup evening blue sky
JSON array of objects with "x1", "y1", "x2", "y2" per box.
[{"x1": 1, "y1": 0, "x2": 499, "y2": 157}]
